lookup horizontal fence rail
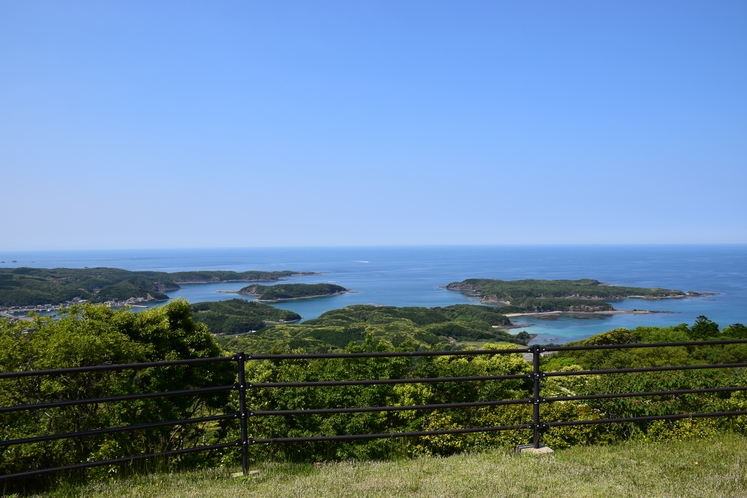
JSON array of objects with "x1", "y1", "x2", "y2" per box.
[
  {"x1": 2, "y1": 339, "x2": 747, "y2": 482},
  {"x1": 0, "y1": 355, "x2": 235, "y2": 379},
  {"x1": 544, "y1": 362, "x2": 747, "y2": 377},
  {"x1": 3, "y1": 442, "x2": 241, "y2": 481},
  {"x1": 0, "y1": 413, "x2": 239, "y2": 448},
  {"x1": 251, "y1": 425, "x2": 534, "y2": 444},
  {"x1": 0, "y1": 385, "x2": 237, "y2": 414},
  {"x1": 249, "y1": 373, "x2": 531, "y2": 388},
  {"x1": 251, "y1": 398, "x2": 531, "y2": 417}
]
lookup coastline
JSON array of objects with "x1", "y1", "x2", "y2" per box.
[
  {"x1": 501, "y1": 309, "x2": 674, "y2": 319},
  {"x1": 476, "y1": 294, "x2": 696, "y2": 306},
  {"x1": 255, "y1": 290, "x2": 350, "y2": 303}
]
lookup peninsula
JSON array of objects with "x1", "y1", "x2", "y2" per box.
[
  {"x1": 238, "y1": 283, "x2": 349, "y2": 302},
  {"x1": 0, "y1": 267, "x2": 319, "y2": 308},
  {"x1": 445, "y1": 278, "x2": 699, "y2": 315}
]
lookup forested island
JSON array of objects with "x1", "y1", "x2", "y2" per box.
[
  {"x1": 445, "y1": 278, "x2": 698, "y2": 314},
  {"x1": 238, "y1": 283, "x2": 349, "y2": 302},
  {"x1": 0, "y1": 267, "x2": 318, "y2": 307}
]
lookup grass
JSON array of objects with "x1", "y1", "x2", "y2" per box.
[{"x1": 28, "y1": 433, "x2": 747, "y2": 498}]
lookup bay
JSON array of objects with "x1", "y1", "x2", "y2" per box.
[{"x1": 1, "y1": 245, "x2": 745, "y2": 343}]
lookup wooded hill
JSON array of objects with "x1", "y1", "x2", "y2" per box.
[
  {"x1": 445, "y1": 278, "x2": 688, "y2": 312},
  {"x1": 215, "y1": 303, "x2": 527, "y2": 353},
  {"x1": 191, "y1": 299, "x2": 301, "y2": 335},
  {"x1": 0, "y1": 267, "x2": 315, "y2": 307}
]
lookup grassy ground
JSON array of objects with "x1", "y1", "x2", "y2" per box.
[{"x1": 27, "y1": 433, "x2": 747, "y2": 498}]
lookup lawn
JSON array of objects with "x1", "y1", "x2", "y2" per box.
[{"x1": 27, "y1": 433, "x2": 747, "y2": 498}]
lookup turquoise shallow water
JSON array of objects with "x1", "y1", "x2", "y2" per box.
[{"x1": 1, "y1": 245, "x2": 745, "y2": 343}]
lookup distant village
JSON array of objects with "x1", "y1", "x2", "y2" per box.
[{"x1": 0, "y1": 296, "x2": 154, "y2": 321}]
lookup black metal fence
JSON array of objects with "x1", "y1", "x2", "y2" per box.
[{"x1": 3, "y1": 339, "x2": 747, "y2": 482}]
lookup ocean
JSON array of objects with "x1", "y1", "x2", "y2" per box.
[{"x1": 1, "y1": 245, "x2": 745, "y2": 344}]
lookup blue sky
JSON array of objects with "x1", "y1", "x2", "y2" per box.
[{"x1": 1, "y1": 1, "x2": 745, "y2": 250}]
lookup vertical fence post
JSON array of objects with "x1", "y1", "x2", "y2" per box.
[
  {"x1": 236, "y1": 351, "x2": 248, "y2": 475},
  {"x1": 531, "y1": 344, "x2": 542, "y2": 448}
]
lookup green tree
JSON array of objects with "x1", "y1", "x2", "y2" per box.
[
  {"x1": 0, "y1": 299, "x2": 235, "y2": 485},
  {"x1": 689, "y1": 315, "x2": 720, "y2": 340}
]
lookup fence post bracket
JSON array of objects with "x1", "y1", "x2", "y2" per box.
[{"x1": 516, "y1": 443, "x2": 554, "y2": 455}]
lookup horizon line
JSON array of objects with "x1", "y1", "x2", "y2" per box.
[{"x1": 2, "y1": 243, "x2": 747, "y2": 253}]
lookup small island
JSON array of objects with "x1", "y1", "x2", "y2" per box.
[
  {"x1": 238, "y1": 283, "x2": 349, "y2": 302},
  {"x1": 445, "y1": 278, "x2": 700, "y2": 316}
]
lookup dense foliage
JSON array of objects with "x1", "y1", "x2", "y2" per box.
[
  {"x1": 0, "y1": 268, "x2": 312, "y2": 307},
  {"x1": 0, "y1": 300, "x2": 235, "y2": 488},
  {"x1": 191, "y1": 299, "x2": 301, "y2": 335},
  {"x1": 445, "y1": 278, "x2": 687, "y2": 312},
  {"x1": 239, "y1": 283, "x2": 348, "y2": 301},
  {"x1": 544, "y1": 316, "x2": 747, "y2": 371},
  {"x1": 215, "y1": 304, "x2": 529, "y2": 354},
  {"x1": 540, "y1": 316, "x2": 747, "y2": 444}
]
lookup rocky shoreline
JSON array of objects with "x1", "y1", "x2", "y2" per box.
[
  {"x1": 502, "y1": 309, "x2": 675, "y2": 319},
  {"x1": 470, "y1": 293, "x2": 701, "y2": 306}
]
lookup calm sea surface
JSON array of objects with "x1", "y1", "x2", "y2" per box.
[{"x1": 1, "y1": 246, "x2": 745, "y2": 343}]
